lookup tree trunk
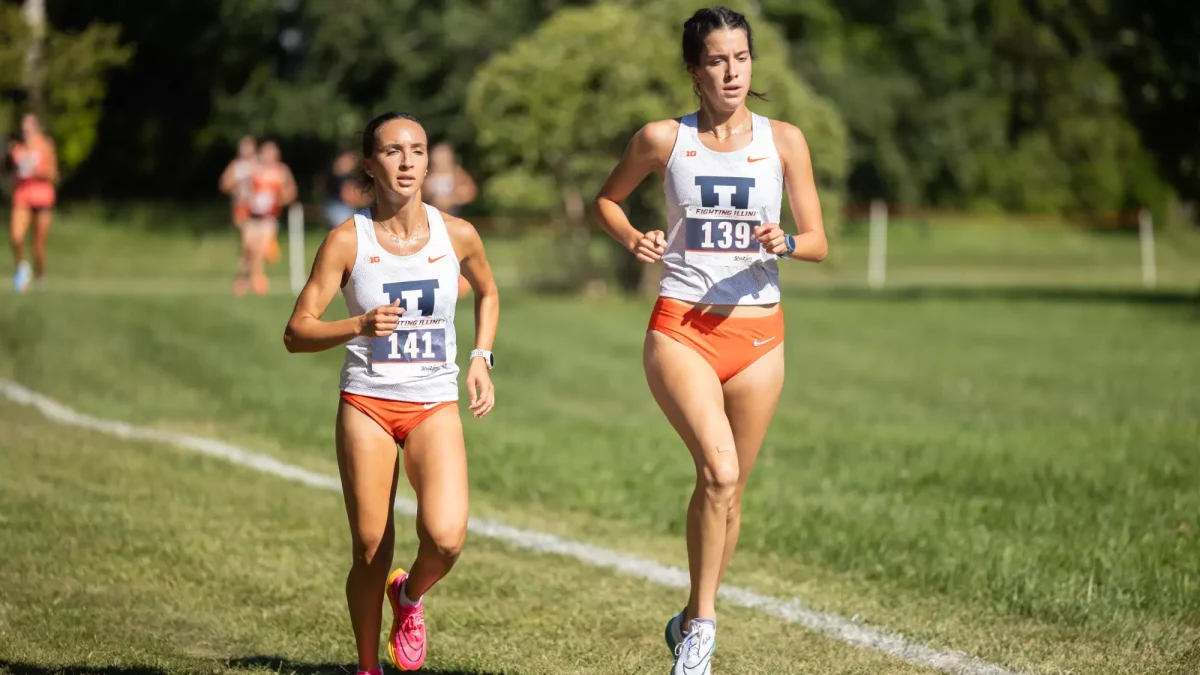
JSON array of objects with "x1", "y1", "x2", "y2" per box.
[{"x1": 22, "y1": 0, "x2": 46, "y2": 111}]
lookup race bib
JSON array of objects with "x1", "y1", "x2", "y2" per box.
[
  {"x1": 15, "y1": 154, "x2": 38, "y2": 179},
  {"x1": 683, "y1": 206, "x2": 764, "y2": 264},
  {"x1": 370, "y1": 318, "x2": 448, "y2": 366},
  {"x1": 251, "y1": 191, "x2": 277, "y2": 215}
]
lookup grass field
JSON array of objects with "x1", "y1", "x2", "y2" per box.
[{"x1": 2, "y1": 207, "x2": 1199, "y2": 674}]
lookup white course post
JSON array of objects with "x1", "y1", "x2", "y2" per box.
[
  {"x1": 868, "y1": 199, "x2": 888, "y2": 289},
  {"x1": 1139, "y1": 208, "x2": 1157, "y2": 288},
  {"x1": 288, "y1": 202, "x2": 305, "y2": 295}
]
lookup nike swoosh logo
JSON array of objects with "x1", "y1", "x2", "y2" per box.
[
  {"x1": 682, "y1": 649, "x2": 714, "y2": 675},
  {"x1": 753, "y1": 336, "x2": 776, "y2": 347},
  {"x1": 400, "y1": 630, "x2": 425, "y2": 661},
  {"x1": 423, "y1": 403, "x2": 438, "y2": 410},
  {"x1": 747, "y1": 156, "x2": 768, "y2": 163},
  {"x1": 428, "y1": 254, "x2": 447, "y2": 264}
]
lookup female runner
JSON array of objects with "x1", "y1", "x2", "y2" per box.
[
  {"x1": 284, "y1": 111, "x2": 499, "y2": 673},
  {"x1": 591, "y1": 7, "x2": 827, "y2": 674},
  {"x1": 9, "y1": 113, "x2": 59, "y2": 293}
]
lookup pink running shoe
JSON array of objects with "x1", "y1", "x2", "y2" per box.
[{"x1": 386, "y1": 568, "x2": 427, "y2": 671}]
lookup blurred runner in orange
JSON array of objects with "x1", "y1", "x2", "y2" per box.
[
  {"x1": 219, "y1": 135, "x2": 257, "y2": 229},
  {"x1": 425, "y1": 143, "x2": 477, "y2": 299},
  {"x1": 237, "y1": 140, "x2": 297, "y2": 295},
  {"x1": 8, "y1": 113, "x2": 59, "y2": 293}
]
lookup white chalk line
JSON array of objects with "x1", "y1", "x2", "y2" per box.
[{"x1": 1, "y1": 378, "x2": 1022, "y2": 675}]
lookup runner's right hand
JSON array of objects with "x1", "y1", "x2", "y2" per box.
[
  {"x1": 359, "y1": 299, "x2": 405, "y2": 337},
  {"x1": 633, "y1": 230, "x2": 667, "y2": 263}
]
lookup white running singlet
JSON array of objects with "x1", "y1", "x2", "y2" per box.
[
  {"x1": 339, "y1": 205, "x2": 461, "y2": 403},
  {"x1": 658, "y1": 112, "x2": 783, "y2": 306}
]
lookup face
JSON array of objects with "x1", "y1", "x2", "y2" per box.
[
  {"x1": 365, "y1": 119, "x2": 428, "y2": 199},
  {"x1": 238, "y1": 136, "x2": 257, "y2": 158},
  {"x1": 333, "y1": 151, "x2": 356, "y2": 173},
  {"x1": 259, "y1": 142, "x2": 280, "y2": 164},
  {"x1": 688, "y1": 28, "x2": 753, "y2": 112},
  {"x1": 21, "y1": 114, "x2": 39, "y2": 139},
  {"x1": 430, "y1": 144, "x2": 454, "y2": 169}
]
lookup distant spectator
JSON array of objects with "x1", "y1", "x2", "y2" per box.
[
  {"x1": 424, "y1": 143, "x2": 476, "y2": 216},
  {"x1": 325, "y1": 150, "x2": 369, "y2": 229}
]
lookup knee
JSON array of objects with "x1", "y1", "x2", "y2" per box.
[
  {"x1": 726, "y1": 492, "x2": 744, "y2": 521},
  {"x1": 350, "y1": 529, "x2": 391, "y2": 568},
  {"x1": 423, "y1": 522, "x2": 466, "y2": 564},
  {"x1": 700, "y1": 450, "x2": 740, "y2": 503}
]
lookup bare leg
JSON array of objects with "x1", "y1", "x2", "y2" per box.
[
  {"x1": 644, "y1": 331, "x2": 738, "y2": 623},
  {"x1": 10, "y1": 204, "x2": 30, "y2": 267},
  {"x1": 335, "y1": 400, "x2": 401, "y2": 671},
  {"x1": 32, "y1": 208, "x2": 53, "y2": 280},
  {"x1": 398, "y1": 404, "x2": 469, "y2": 598},
  {"x1": 715, "y1": 344, "x2": 785, "y2": 589}
]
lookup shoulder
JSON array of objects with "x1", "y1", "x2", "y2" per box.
[
  {"x1": 640, "y1": 118, "x2": 682, "y2": 147},
  {"x1": 443, "y1": 212, "x2": 483, "y2": 254},
  {"x1": 768, "y1": 119, "x2": 810, "y2": 158},
  {"x1": 323, "y1": 217, "x2": 359, "y2": 257},
  {"x1": 624, "y1": 118, "x2": 682, "y2": 166}
]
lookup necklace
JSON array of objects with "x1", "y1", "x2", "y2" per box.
[
  {"x1": 706, "y1": 121, "x2": 751, "y2": 142},
  {"x1": 378, "y1": 215, "x2": 428, "y2": 254}
]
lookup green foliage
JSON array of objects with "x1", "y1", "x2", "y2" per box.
[
  {"x1": 767, "y1": 0, "x2": 1170, "y2": 217},
  {"x1": 212, "y1": 0, "x2": 586, "y2": 150},
  {"x1": 0, "y1": 5, "x2": 130, "y2": 179},
  {"x1": 466, "y1": 0, "x2": 848, "y2": 231},
  {"x1": 41, "y1": 23, "x2": 133, "y2": 174}
]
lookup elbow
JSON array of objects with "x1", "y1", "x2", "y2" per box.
[
  {"x1": 283, "y1": 325, "x2": 300, "y2": 353},
  {"x1": 813, "y1": 240, "x2": 829, "y2": 263},
  {"x1": 589, "y1": 194, "x2": 609, "y2": 223}
]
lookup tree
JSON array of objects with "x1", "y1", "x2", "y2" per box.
[
  {"x1": 466, "y1": 0, "x2": 848, "y2": 291},
  {"x1": 765, "y1": 0, "x2": 1165, "y2": 217},
  {"x1": 211, "y1": 0, "x2": 589, "y2": 152},
  {"x1": 0, "y1": 3, "x2": 130, "y2": 181}
]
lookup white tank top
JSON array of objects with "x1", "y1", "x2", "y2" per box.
[
  {"x1": 658, "y1": 112, "x2": 783, "y2": 306},
  {"x1": 338, "y1": 205, "x2": 461, "y2": 403}
]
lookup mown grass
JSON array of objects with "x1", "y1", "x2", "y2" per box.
[{"x1": 0, "y1": 400, "x2": 938, "y2": 675}]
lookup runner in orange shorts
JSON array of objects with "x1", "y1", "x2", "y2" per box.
[
  {"x1": 283, "y1": 111, "x2": 499, "y2": 674},
  {"x1": 236, "y1": 140, "x2": 296, "y2": 295},
  {"x1": 591, "y1": 7, "x2": 829, "y2": 674},
  {"x1": 8, "y1": 113, "x2": 59, "y2": 293}
]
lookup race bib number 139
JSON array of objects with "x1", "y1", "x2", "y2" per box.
[{"x1": 684, "y1": 207, "x2": 763, "y2": 264}]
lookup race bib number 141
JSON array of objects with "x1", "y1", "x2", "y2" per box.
[{"x1": 684, "y1": 207, "x2": 763, "y2": 264}]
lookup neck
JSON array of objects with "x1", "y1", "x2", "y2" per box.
[
  {"x1": 372, "y1": 190, "x2": 426, "y2": 235},
  {"x1": 697, "y1": 103, "x2": 751, "y2": 138}
]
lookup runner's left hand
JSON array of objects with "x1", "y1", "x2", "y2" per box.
[
  {"x1": 466, "y1": 359, "x2": 495, "y2": 418},
  {"x1": 754, "y1": 223, "x2": 789, "y2": 256}
]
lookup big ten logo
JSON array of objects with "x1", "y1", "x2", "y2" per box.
[
  {"x1": 685, "y1": 150, "x2": 697, "y2": 158},
  {"x1": 369, "y1": 256, "x2": 381, "y2": 264},
  {"x1": 382, "y1": 279, "x2": 440, "y2": 318},
  {"x1": 695, "y1": 176, "x2": 756, "y2": 209}
]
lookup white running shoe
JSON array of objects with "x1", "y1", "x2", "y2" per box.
[
  {"x1": 671, "y1": 618, "x2": 715, "y2": 675},
  {"x1": 13, "y1": 261, "x2": 31, "y2": 293}
]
